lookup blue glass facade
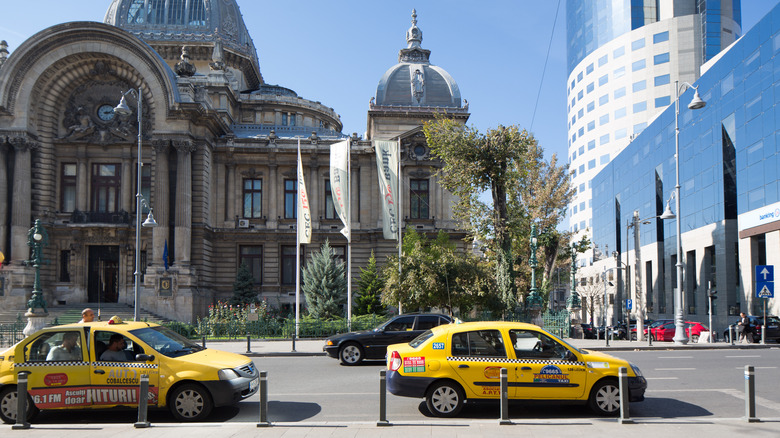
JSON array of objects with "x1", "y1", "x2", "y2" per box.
[
  {"x1": 567, "y1": 0, "x2": 631, "y2": 74},
  {"x1": 591, "y1": 2, "x2": 780, "y2": 317}
]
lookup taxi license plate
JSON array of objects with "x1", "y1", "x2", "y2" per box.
[{"x1": 250, "y1": 377, "x2": 259, "y2": 392}]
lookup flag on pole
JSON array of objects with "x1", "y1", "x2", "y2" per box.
[
  {"x1": 374, "y1": 140, "x2": 400, "y2": 240},
  {"x1": 163, "y1": 240, "x2": 169, "y2": 271},
  {"x1": 329, "y1": 139, "x2": 350, "y2": 241},
  {"x1": 297, "y1": 139, "x2": 312, "y2": 244}
]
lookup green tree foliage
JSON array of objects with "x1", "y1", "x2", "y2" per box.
[
  {"x1": 302, "y1": 240, "x2": 347, "y2": 319},
  {"x1": 355, "y1": 251, "x2": 386, "y2": 316},
  {"x1": 382, "y1": 229, "x2": 496, "y2": 316},
  {"x1": 231, "y1": 263, "x2": 259, "y2": 305}
]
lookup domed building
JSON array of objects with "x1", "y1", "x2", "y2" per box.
[{"x1": 0, "y1": 2, "x2": 467, "y2": 322}]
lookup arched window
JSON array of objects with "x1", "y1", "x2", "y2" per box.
[
  {"x1": 167, "y1": 0, "x2": 186, "y2": 25},
  {"x1": 148, "y1": 0, "x2": 164, "y2": 24},
  {"x1": 188, "y1": 0, "x2": 207, "y2": 26},
  {"x1": 127, "y1": 0, "x2": 146, "y2": 24}
]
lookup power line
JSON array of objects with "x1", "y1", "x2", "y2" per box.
[{"x1": 530, "y1": 0, "x2": 561, "y2": 132}]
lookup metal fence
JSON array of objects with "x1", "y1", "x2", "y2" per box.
[
  {"x1": 0, "y1": 320, "x2": 25, "y2": 348},
  {"x1": 189, "y1": 315, "x2": 386, "y2": 340}
]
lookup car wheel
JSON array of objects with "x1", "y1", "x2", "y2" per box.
[
  {"x1": 0, "y1": 387, "x2": 38, "y2": 424},
  {"x1": 630, "y1": 333, "x2": 637, "y2": 341},
  {"x1": 588, "y1": 379, "x2": 621, "y2": 416},
  {"x1": 691, "y1": 334, "x2": 699, "y2": 343},
  {"x1": 339, "y1": 342, "x2": 363, "y2": 366},
  {"x1": 169, "y1": 383, "x2": 213, "y2": 421},
  {"x1": 426, "y1": 381, "x2": 465, "y2": 417}
]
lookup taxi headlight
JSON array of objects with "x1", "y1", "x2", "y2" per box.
[
  {"x1": 218, "y1": 369, "x2": 241, "y2": 380},
  {"x1": 630, "y1": 362, "x2": 644, "y2": 377}
]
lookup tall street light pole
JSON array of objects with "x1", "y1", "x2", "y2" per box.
[
  {"x1": 670, "y1": 80, "x2": 706, "y2": 345},
  {"x1": 114, "y1": 88, "x2": 157, "y2": 322}
]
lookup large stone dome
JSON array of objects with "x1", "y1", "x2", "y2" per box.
[
  {"x1": 374, "y1": 10, "x2": 462, "y2": 108},
  {"x1": 104, "y1": 0, "x2": 262, "y2": 88}
]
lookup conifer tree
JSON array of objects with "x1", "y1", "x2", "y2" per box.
[
  {"x1": 355, "y1": 251, "x2": 385, "y2": 315},
  {"x1": 231, "y1": 262, "x2": 258, "y2": 305},
  {"x1": 302, "y1": 240, "x2": 347, "y2": 319}
]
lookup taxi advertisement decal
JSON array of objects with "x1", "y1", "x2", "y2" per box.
[
  {"x1": 533, "y1": 365, "x2": 570, "y2": 384},
  {"x1": 28, "y1": 385, "x2": 159, "y2": 409},
  {"x1": 44, "y1": 373, "x2": 68, "y2": 386},
  {"x1": 483, "y1": 366, "x2": 501, "y2": 379},
  {"x1": 403, "y1": 356, "x2": 425, "y2": 373}
]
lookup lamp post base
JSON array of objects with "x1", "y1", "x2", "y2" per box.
[{"x1": 23, "y1": 310, "x2": 49, "y2": 336}]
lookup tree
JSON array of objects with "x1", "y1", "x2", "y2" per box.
[
  {"x1": 355, "y1": 251, "x2": 385, "y2": 315},
  {"x1": 576, "y1": 268, "x2": 611, "y2": 325},
  {"x1": 302, "y1": 240, "x2": 347, "y2": 319},
  {"x1": 231, "y1": 263, "x2": 258, "y2": 305},
  {"x1": 381, "y1": 229, "x2": 496, "y2": 316}
]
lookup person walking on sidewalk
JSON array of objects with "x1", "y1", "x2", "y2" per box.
[{"x1": 737, "y1": 312, "x2": 752, "y2": 343}]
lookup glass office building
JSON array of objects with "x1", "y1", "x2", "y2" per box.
[
  {"x1": 566, "y1": 1, "x2": 741, "y2": 267},
  {"x1": 591, "y1": 2, "x2": 780, "y2": 328}
]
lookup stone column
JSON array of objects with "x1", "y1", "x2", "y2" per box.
[
  {"x1": 0, "y1": 140, "x2": 8, "y2": 253},
  {"x1": 226, "y1": 162, "x2": 235, "y2": 222},
  {"x1": 121, "y1": 158, "x2": 132, "y2": 212},
  {"x1": 10, "y1": 137, "x2": 36, "y2": 261},
  {"x1": 268, "y1": 163, "x2": 278, "y2": 227},
  {"x1": 308, "y1": 156, "x2": 319, "y2": 228},
  {"x1": 152, "y1": 140, "x2": 169, "y2": 265},
  {"x1": 76, "y1": 160, "x2": 88, "y2": 211},
  {"x1": 173, "y1": 141, "x2": 194, "y2": 265}
]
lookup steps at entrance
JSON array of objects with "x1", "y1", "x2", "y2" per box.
[{"x1": 0, "y1": 303, "x2": 170, "y2": 326}]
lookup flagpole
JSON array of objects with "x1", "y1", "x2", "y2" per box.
[
  {"x1": 347, "y1": 138, "x2": 352, "y2": 331},
  {"x1": 397, "y1": 139, "x2": 403, "y2": 315},
  {"x1": 295, "y1": 138, "x2": 301, "y2": 339}
]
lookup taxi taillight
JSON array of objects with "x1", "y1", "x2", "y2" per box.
[{"x1": 388, "y1": 351, "x2": 402, "y2": 371}]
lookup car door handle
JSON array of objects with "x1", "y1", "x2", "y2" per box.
[
  {"x1": 458, "y1": 364, "x2": 470, "y2": 369},
  {"x1": 93, "y1": 369, "x2": 105, "y2": 375},
  {"x1": 521, "y1": 366, "x2": 532, "y2": 371}
]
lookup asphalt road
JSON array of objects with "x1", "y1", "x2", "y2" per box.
[{"x1": 29, "y1": 349, "x2": 780, "y2": 424}]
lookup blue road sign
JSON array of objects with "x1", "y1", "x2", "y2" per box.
[
  {"x1": 755, "y1": 265, "x2": 774, "y2": 299},
  {"x1": 626, "y1": 299, "x2": 633, "y2": 310}
]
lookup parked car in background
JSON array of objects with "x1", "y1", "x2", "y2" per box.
[
  {"x1": 650, "y1": 321, "x2": 709, "y2": 342},
  {"x1": 722, "y1": 315, "x2": 780, "y2": 343},
  {"x1": 630, "y1": 319, "x2": 673, "y2": 340},
  {"x1": 324, "y1": 313, "x2": 455, "y2": 365},
  {"x1": 580, "y1": 323, "x2": 597, "y2": 339}
]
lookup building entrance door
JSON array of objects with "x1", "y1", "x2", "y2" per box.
[{"x1": 88, "y1": 245, "x2": 119, "y2": 303}]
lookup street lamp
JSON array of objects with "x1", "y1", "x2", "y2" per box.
[
  {"x1": 526, "y1": 223, "x2": 543, "y2": 312},
  {"x1": 566, "y1": 243, "x2": 582, "y2": 312},
  {"x1": 668, "y1": 80, "x2": 707, "y2": 345},
  {"x1": 114, "y1": 88, "x2": 157, "y2": 322},
  {"x1": 25, "y1": 219, "x2": 49, "y2": 314}
]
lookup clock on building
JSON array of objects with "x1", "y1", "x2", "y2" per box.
[{"x1": 97, "y1": 104, "x2": 116, "y2": 121}]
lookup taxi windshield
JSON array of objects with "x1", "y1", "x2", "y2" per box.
[
  {"x1": 547, "y1": 332, "x2": 583, "y2": 354},
  {"x1": 131, "y1": 326, "x2": 204, "y2": 358}
]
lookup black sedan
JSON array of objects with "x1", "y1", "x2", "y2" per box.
[{"x1": 324, "y1": 313, "x2": 454, "y2": 365}]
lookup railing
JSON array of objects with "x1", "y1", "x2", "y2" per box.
[
  {"x1": 186, "y1": 315, "x2": 385, "y2": 340},
  {"x1": 70, "y1": 210, "x2": 131, "y2": 225},
  {"x1": 0, "y1": 320, "x2": 25, "y2": 348}
]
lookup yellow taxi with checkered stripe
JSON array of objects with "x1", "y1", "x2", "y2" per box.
[
  {"x1": 0, "y1": 317, "x2": 258, "y2": 423},
  {"x1": 386, "y1": 321, "x2": 646, "y2": 417}
]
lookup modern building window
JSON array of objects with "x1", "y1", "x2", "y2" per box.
[
  {"x1": 599, "y1": 114, "x2": 609, "y2": 125},
  {"x1": 614, "y1": 66, "x2": 626, "y2": 78},
  {"x1": 615, "y1": 128, "x2": 628, "y2": 140},
  {"x1": 587, "y1": 101, "x2": 595, "y2": 112},
  {"x1": 578, "y1": 90, "x2": 584, "y2": 100},
  {"x1": 586, "y1": 63, "x2": 594, "y2": 74},
  {"x1": 613, "y1": 46, "x2": 625, "y2": 58},
  {"x1": 615, "y1": 107, "x2": 627, "y2": 119},
  {"x1": 577, "y1": 71, "x2": 583, "y2": 82},
  {"x1": 614, "y1": 87, "x2": 626, "y2": 99},
  {"x1": 243, "y1": 178, "x2": 263, "y2": 218},
  {"x1": 324, "y1": 180, "x2": 337, "y2": 219},
  {"x1": 599, "y1": 74, "x2": 608, "y2": 86},
  {"x1": 600, "y1": 154, "x2": 610, "y2": 164},
  {"x1": 587, "y1": 121, "x2": 595, "y2": 131},
  {"x1": 578, "y1": 127, "x2": 585, "y2": 137},
  {"x1": 578, "y1": 108, "x2": 584, "y2": 118},
  {"x1": 410, "y1": 178, "x2": 429, "y2": 219},
  {"x1": 598, "y1": 55, "x2": 608, "y2": 66},
  {"x1": 587, "y1": 140, "x2": 596, "y2": 150},
  {"x1": 599, "y1": 94, "x2": 609, "y2": 105},
  {"x1": 588, "y1": 159, "x2": 596, "y2": 170},
  {"x1": 91, "y1": 163, "x2": 120, "y2": 212},
  {"x1": 579, "y1": 164, "x2": 585, "y2": 174},
  {"x1": 239, "y1": 246, "x2": 263, "y2": 284},
  {"x1": 653, "y1": 31, "x2": 669, "y2": 43},
  {"x1": 600, "y1": 134, "x2": 610, "y2": 145},
  {"x1": 586, "y1": 82, "x2": 594, "y2": 93},
  {"x1": 654, "y1": 52, "x2": 670, "y2": 65},
  {"x1": 632, "y1": 59, "x2": 646, "y2": 72},
  {"x1": 654, "y1": 74, "x2": 670, "y2": 86},
  {"x1": 632, "y1": 80, "x2": 647, "y2": 92},
  {"x1": 631, "y1": 38, "x2": 645, "y2": 51},
  {"x1": 61, "y1": 163, "x2": 77, "y2": 212},
  {"x1": 686, "y1": 250, "x2": 697, "y2": 314},
  {"x1": 633, "y1": 101, "x2": 647, "y2": 113},
  {"x1": 281, "y1": 245, "x2": 297, "y2": 285},
  {"x1": 284, "y1": 179, "x2": 297, "y2": 219},
  {"x1": 633, "y1": 122, "x2": 647, "y2": 134},
  {"x1": 655, "y1": 96, "x2": 671, "y2": 108}
]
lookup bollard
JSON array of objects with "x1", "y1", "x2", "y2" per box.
[
  {"x1": 605, "y1": 327, "x2": 610, "y2": 347},
  {"x1": 648, "y1": 331, "x2": 653, "y2": 346},
  {"x1": 246, "y1": 335, "x2": 252, "y2": 354},
  {"x1": 499, "y1": 368, "x2": 511, "y2": 425},
  {"x1": 761, "y1": 325, "x2": 766, "y2": 345},
  {"x1": 134, "y1": 374, "x2": 151, "y2": 428},
  {"x1": 729, "y1": 325, "x2": 735, "y2": 345},
  {"x1": 11, "y1": 371, "x2": 30, "y2": 430},
  {"x1": 744, "y1": 365, "x2": 760, "y2": 422},
  {"x1": 202, "y1": 335, "x2": 206, "y2": 348},
  {"x1": 291, "y1": 333, "x2": 296, "y2": 352},
  {"x1": 618, "y1": 367, "x2": 633, "y2": 424},
  {"x1": 257, "y1": 371, "x2": 270, "y2": 427},
  {"x1": 377, "y1": 370, "x2": 390, "y2": 426}
]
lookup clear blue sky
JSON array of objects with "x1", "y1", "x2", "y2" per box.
[{"x1": 1, "y1": 1, "x2": 778, "y2": 162}]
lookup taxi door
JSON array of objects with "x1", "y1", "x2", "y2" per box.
[
  {"x1": 510, "y1": 329, "x2": 587, "y2": 400},
  {"x1": 447, "y1": 329, "x2": 519, "y2": 399},
  {"x1": 89, "y1": 330, "x2": 160, "y2": 407},
  {"x1": 15, "y1": 329, "x2": 92, "y2": 410}
]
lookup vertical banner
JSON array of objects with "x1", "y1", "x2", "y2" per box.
[
  {"x1": 329, "y1": 140, "x2": 351, "y2": 241},
  {"x1": 297, "y1": 139, "x2": 312, "y2": 244},
  {"x1": 374, "y1": 140, "x2": 400, "y2": 240}
]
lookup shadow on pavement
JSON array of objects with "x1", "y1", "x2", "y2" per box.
[{"x1": 268, "y1": 400, "x2": 322, "y2": 422}]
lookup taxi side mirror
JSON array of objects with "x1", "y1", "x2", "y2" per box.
[
  {"x1": 135, "y1": 354, "x2": 155, "y2": 362},
  {"x1": 564, "y1": 350, "x2": 576, "y2": 361}
]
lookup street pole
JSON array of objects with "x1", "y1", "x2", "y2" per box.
[{"x1": 632, "y1": 211, "x2": 645, "y2": 341}]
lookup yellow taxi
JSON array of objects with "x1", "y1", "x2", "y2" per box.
[
  {"x1": 0, "y1": 318, "x2": 258, "y2": 423},
  {"x1": 386, "y1": 321, "x2": 647, "y2": 417}
]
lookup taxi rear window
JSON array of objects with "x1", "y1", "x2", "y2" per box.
[{"x1": 409, "y1": 330, "x2": 434, "y2": 348}]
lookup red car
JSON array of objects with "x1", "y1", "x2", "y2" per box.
[{"x1": 649, "y1": 321, "x2": 709, "y2": 342}]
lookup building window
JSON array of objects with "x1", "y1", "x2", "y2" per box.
[
  {"x1": 653, "y1": 31, "x2": 669, "y2": 43},
  {"x1": 91, "y1": 163, "x2": 120, "y2": 212},
  {"x1": 633, "y1": 101, "x2": 647, "y2": 113},
  {"x1": 587, "y1": 140, "x2": 596, "y2": 150},
  {"x1": 600, "y1": 154, "x2": 610, "y2": 164},
  {"x1": 655, "y1": 96, "x2": 671, "y2": 108},
  {"x1": 686, "y1": 250, "x2": 697, "y2": 314},
  {"x1": 331, "y1": 245, "x2": 346, "y2": 263},
  {"x1": 284, "y1": 179, "x2": 297, "y2": 219},
  {"x1": 59, "y1": 250, "x2": 71, "y2": 282},
  {"x1": 599, "y1": 94, "x2": 609, "y2": 105},
  {"x1": 654, "y1": 74, "x2": 670, "y2": 86},
  {"x1": 586, "y1": 63, "x2": 594, "y2": 74},
  {"x1": 239, "y1": 246, "x2": 263, "y2": 285},
  {"x1": 632, "y1": 80, "x2": 647, "y2": 92},
  {"x1": 243, "y1": 178, "x2": 263, "y2": 218},
  {"x1": 614, "y1": 87, "x2": 626, "y2": 99},
  {"x1": 599, "y1": 114, "x2": 609, "y2": 125},
  {"x1": 324, "y1": 180, "x2": 337, "y2": 219},
  {"x1": 614, "y1": 66, "x2": 625, "y2": 78},
  {"x1": 615, "y1": 107, "x2": 627, "y2": 119},
  {"x1": 631, "y1": 38, "x2": 645, "y2": 51},
  {"x1": 586, "y1": 82, "x2": 594, "y2": 93},
  {"x1": 631, "y1": 59, "x2": 646, "y2": 72},
  {"x1": 613, "y1": 46, "x2": 625, "y2": 58},
  {"x1": 654, "y1": 52, "x2": 670, "y2": 65},
  {"x1": 600, "y1": 134, "x2": 610, "y2": 145},
  {"x1": 281, "y1": 245, "x2": 297, "y2": 285},
  {"x1": 410, "y1": 179, "x2": 430, "y2": 219},
  {"x1": 598, "y1": 75, "x2": 608, "y2": 86},
  {"x1": 61, "y1": 163, "x2": 77, "y2": 212},
  {"x1": 598, "y1": 55, "x2": 608, "y2": 66},
  {"x1": 282, "y1": 113, "x2": 288, "y2": 126}
]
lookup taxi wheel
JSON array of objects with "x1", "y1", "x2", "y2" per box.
[
  {"x1": 426, "y1": 381, "x2": 465, "y2": 417},
  {"x1": 588, "y1": 379, "x2": 621, "y2": 416},
  {"x1": 339, "y1": 342, "x2": 363, "y2": 366},
  {"x1": 169, "y1": 383, "x2": 213, "y2": 421},
  {"x1": 0, "y1": 387, "x2": 39, "y2": 424}
]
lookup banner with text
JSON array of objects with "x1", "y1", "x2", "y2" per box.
[
  {"x1": 374, "y1": 140, "x2": 399, "y2": 240},
  {"x1": 297, "y1": 140, "x2": 312, "y2": 244},
  {"x1": 329, "y1": 140, "x2": 350, "y2": 241}
]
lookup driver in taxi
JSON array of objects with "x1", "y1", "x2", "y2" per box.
[{"x1": 100, "y1": 334, "x2": 129, "y2": 362}]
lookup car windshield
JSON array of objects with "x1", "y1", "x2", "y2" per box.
[
  {"x1": 409, "y1": 330, "x2": 434, "y2": 348},
  {"x1": 130, "y1": 326, "x2": 204, "y2": 358},
  {"x1": 546, "y1": 331, "x2": 583, "y2": 354}
]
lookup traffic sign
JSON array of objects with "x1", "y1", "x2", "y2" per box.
[
  {"x1": 626, "y1": 299, "x2": 633, "y2": 310},
  {"x1": 755, "y1": 265, "x2": 774, "y2": 299}
]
